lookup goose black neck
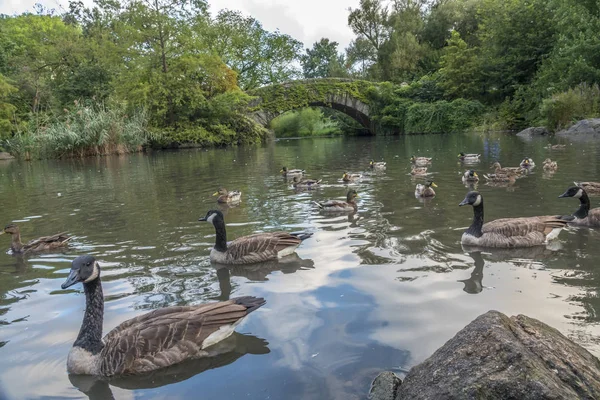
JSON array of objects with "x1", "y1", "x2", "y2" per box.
[
  {"x1": 466, "y1": 202, "x2": 484, "y2": 237},
  {"x1": 75, "y1": 277, "x2": 104, "y2": 354},
  {"x1": 213, "y1": 216, "x2": 228, "y2": 252},
  {"x1": 574, "y1": 192, "x2": 591, "y2": 219},
  {"x1": 10, "y1": 232, "x2": 23, "y2": 253}
]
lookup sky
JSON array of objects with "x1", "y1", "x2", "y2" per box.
[{"x1": 0, "y1": 0, "x2": 360, "y2": 50}]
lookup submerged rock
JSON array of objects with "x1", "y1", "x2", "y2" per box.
[
  {"x1": 557, "y1": 118, "x2": 600, "y2": 139},
  {"x1": 517, "y1": 126, "x2": 549, "y2": 138},
  {"x1": 370, "y1": 310, "x2": 600, "y2": 400},
  {"x1": 369, "y1": 371, "x2": 401, "y2": 400}
]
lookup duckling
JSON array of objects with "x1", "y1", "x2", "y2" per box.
[
  {"x1": 410, "y1": 166, "x2": 428, "y2": 176},
  {"x1": 61, "y1": 255, "x2": 265, "y2": 376},
  {"x1": 458, "y1": 153, "x2": 481, "y2": 162},
  {"x1": 213, "y1": 188, "x2": 242, "y2": 204},
  {"x1": 542, "y1": 158, "x2": 558, "y2": 171},
  {"x1": 342, "y1": 172, "x2": 362, "y2": 182},
  {"x1": 280, "y1": 167, "x2": 305, "y2": 178},
  {"x1": 462, "y1": 170, "x2": 479, "y2": 183},
  {"x1": 415, "y1": 180, "x2": 437, "y2": 197},
  {"x1": 1, "y1": 224, "x2": 70, "y2": 254},
  {"x1": 313, "y1": 189, "x2": 359, "y2": 212},
  {"x1": 458, "y1": 191, "x2": 567, "y2": 248},
  {"x1": 410, "y1": 156, "x2": 432, "y2": 167},
  {"x1": 490, "y1": 162, "x2": 525, "y2": 175},
  {"x1": 545, "y1": 144, "x2": 566, "y2": 150},
  {"x1": 558, "y1": 186, "x2": 600, "y2": 227},
  {"x1": 292, "y1": 176, "x2": 322, "y2": 189},
  {"x1": 520, "y1": 157, "x2": 535, "y2": 168},
  {"x1": 199, "y1": 210, "x2": 312, "y2": 264},
  {"x1": 575, "y1": 181, "x2": 600, "y2": 194},
  {"x1": 370, "y1": 160, "x2": 386, "y2": 169}
]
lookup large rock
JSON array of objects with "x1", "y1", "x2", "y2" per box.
[
  {"x1": 557, "y1": 118, "x2": 600, "y2": 139},
  {"x1": 369, "y1": 371, "x2": 401, "y2": 400},
  {"x1": 517, "y1": 126, "x2": 549, "y2": 138},
  {"x1": 370, "y1": 311, "x2": 600, "y2": 400},
  {"x1": 0, "y1": 152, "x2": 14, "y2": 160}
]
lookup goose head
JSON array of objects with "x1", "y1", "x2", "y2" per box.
[
  {"x1": 199, "y1": 210, "x2": 225, "y2": 225},
  {"x1": 346, "y1": 189, "x2": 359, "y2": 202},
  {"x1": 1, "y1": 224, "x2": 19, "y2": 235},
  {"x1": 459, "y1": 191, "x2": 483, "y2": 207},
  {"x1": 559, "y1": 186, "x2": 585, "y2": 199},
  {"x1": 62, "y1": 255, "x2": 100, "y2": 289}
]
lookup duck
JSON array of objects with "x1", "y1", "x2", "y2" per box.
[
  {"x1": 490, "y1": 162, "x2": 525, "y2": 175},
  {"x1": 458, "y1": 191, "x2": 567, "y2": 248},
  {"x1": 213, "y1": 188, "x2": 242, "y2": 203},
  {"x1": 60, "y1": 255, "x2": 265, "y2": 377},
  {"x1": 1, "y1": 224, "x2": 70, "y2": 254},
  {"x1": 520, "y1": 158, "x2": 535, "y2": 168},
  {"x1": 292, "y1": 176, "x2": 322, "y2": 189},
  {"x1": 483, "y1": 172, "x2": 517, "y2": 184},
  {"x1": 458, "y1": 153, "x2": 481, "y2": 162},
  {"x1": 342, "y1": 172, "x2": 362, "y2": 182},
  {"x1": 545, "y1": 144, "x2": 566, "y2": 150},
  {"x1": 280, "y1": 167, "x2": 305, "y2": 178},
  {"x1": 575, "y1": 181, "x2": 600, "y2": 194},
  {"x1": 313, "y1": 189, "x2": 359, "y2": 212},
  {"x1": 410, "y1": 166, "x2": 428, "y2": 176},
  {"x1": 199, "y1": 210, "x2": 312, "y2": 264},
  {"x1": 410, "y1": 156, "x2": 432, "y2": 167},
  {"x1": 462, "y1": 170, "x2": 479, "y2": 183},
  {"x1": 558, "y1": 186, "x2": 600, "y2": 227},
  {"x1": 542, "y1": 158, "x2": 558, "y2": 171},
  {"x1": 415, "y1": 180, "x2": 437, "y2": 197},
  {"x1": 370, "y1": 160, "x2": 386, "y2": 169}
]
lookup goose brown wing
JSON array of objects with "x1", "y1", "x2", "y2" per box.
[
  {"x1": 226, "y1": 232, "x2": 302, "y2": 262},
  {"x1": 483, "y1": 217, "x2": 567, "y2": 237},
  {"x1": 99, "y1": 298, "x2": 263, "y2": 376}
]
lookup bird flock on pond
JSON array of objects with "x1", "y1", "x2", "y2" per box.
[{"x1": 2, "y1": 146, "x2": 600, "y2": 379}]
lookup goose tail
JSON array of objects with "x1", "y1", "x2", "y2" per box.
[
  {"x1": 290, "y1": 232, "x2": 314, "y2": 241},
  {"x1": 232, "y1": 296, "x2": 266, "y2": 314},
  {"x1": 312, "y1": 201, "x2": 324, "y2": 209}
]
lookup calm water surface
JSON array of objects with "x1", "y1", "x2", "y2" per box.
[{"x1": 2, "y1": 133, "x2": 600, "y2": 399}]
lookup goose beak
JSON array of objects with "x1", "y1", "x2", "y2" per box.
[
  {"x1": 61, "y1": 270, "x2": 79, "y2": 289},
  {"x1": 431, "y1": 182, "x2": 438, "y2": 188},
  {"x1": 198, "y1": 216, "x2": 207, "y2": 221},
  {"x1": 558, "y1": 191, "x2": 570, "y2": 198},
  {"x1": 212, "y1": 192, "x2": 219, "y2": 196},
  {"x1": 459, "y1": 198, "x2": 469, "y2": 206}
]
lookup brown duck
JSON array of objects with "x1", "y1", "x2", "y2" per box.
[{"x1": 1, "y1": 224, "x2": 70, "y2": 254}]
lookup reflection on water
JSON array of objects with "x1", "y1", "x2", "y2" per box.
[{"x1": 2, "y1": 133, "x2": 600, "y2": 399}]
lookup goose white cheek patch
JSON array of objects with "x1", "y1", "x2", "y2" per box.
[
  {"x1": 207, "y1": 213, "x2": 217, "y2": 224},
  {"x1": 575, "y1": 189, "x2": 583, "y2": 199},
  {"x1": 84, "y1": 262, "x2": 100, "y2": 283},
  {"x1": 473, "y1": 195, "x2": 482, "y2": 207}
]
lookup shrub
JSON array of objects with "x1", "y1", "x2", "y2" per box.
[{"x1": 540, "y1": 83, "x2": 600, "y2": 131}]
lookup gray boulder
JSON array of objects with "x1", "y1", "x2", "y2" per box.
[
  {"x1": 369, "y1": 371, "x2": 401, "y2": 400},
  {"x1": 370, "y1": 310, "x2": 600, "y2": 400},
  {"x1": 557, "y1": 118, "x2": 600, "y2": 139},
  {"x1": 516, "y1": 126, "x2": 549, "y2": 138},
  {"x1": 0, "y1": 152, "x2": 14, "y2": 160}
]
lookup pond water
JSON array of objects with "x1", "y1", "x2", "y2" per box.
[{"x1": 1, "y1": 133, "x2": 600, "y2": 399}]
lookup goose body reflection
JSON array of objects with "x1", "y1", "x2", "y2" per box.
[{"x1": 458, "y1": 252, "x2": 485, "y2": 294}]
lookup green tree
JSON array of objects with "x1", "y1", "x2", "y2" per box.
[{"x1": 301, "y1": 38, "x2": 347, "y2": 78}]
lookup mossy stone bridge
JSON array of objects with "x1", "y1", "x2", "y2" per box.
[{"x1": 247, "y1": 78, "x2": 379, "y2": 133}]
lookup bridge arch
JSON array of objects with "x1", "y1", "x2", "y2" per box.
[{"x1": 247, "y1": 78, "x2": 377, "y2": 134}]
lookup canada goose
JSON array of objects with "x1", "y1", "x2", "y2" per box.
[
  {"x1": 0, "y1": 224, "x2": 70, "y2": 254},
  {"x1": 292, "y1": 176, "x2": 322, "y2": 189},
  {"x1": 558, "y1": 186, "x2": 600, "y2": 227},
  {"x1": 342, "y1": 172, "x2": 362, "y2": 182},
  {"x1": 213, "y1": 188, "x2": 241, "y2": 204},
  {"x1": 575, "y1": 181, "x2": 600, "y2": 194},
  {"x1": 61, "y1": 255, "x2": 265, "y2": 376},
  {"x1": 370, "y1": 160, "x2": 386, "y2": 169},
  {"x1": 458, "y1": 152, "x2": 481, "y2": 162},
  {"x1": 410, "y1": 166, "x2": 428, "y2": 175},
  {"x1": 520, "y1": 158, "x2": 535, "y2": 168},
  {"x1": 491, "y1": 162, "x2": 525, "y2": 175},
  {"x1": 280, "y1": 167, "x2": 305, "y2": 178},
  {"x1": 458, "y1": 191, "x2": 567, "y2": 247},
  {"x1": 199, "y1": 210, "x2": 312, "y2": 264},
  {"x1": 410, "y1": 156, "x2": 432, "y2": 167},
  {"x1": 462, "y1": 170, "x2": 479, "y2": 183},
  {"x1": 545, "y1": 144, "x2": 566, "y2": 150},
  {"x1": 314, "y1": 189, "x2": 359, "y2": 212},
  {"x1": 415, "y1": 180, "x2": 437, "y2": 197},
  {"x1": 542, "y1": 158, "x2": 558, "y2": 171}
]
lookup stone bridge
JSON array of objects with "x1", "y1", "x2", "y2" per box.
[{"x1": 246, "y1": 78, "x2": 377, "y2": 134}]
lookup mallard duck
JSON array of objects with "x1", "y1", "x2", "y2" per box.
[
  {"x1": 313, "y1": 189, "x2": 359, "y2": 212},
  {"x1": 60, "y1": 255, "x2": 265, "y2": 377},
  {"x1": 213, "y1": 188, "x2": 241, "y2": 203},
  {"x1": 410, "y1": 166, "x2": 428, "y2": 176},
  {"x1": 370, "y1": 160, "x2": 386, "y2": 169},
  {"x1": 415, "y1": 180, "x2": 437, "y2": 197},
  {"x1": 490, "y1": 162, "x2": 525, "y2": 175},
  {"x1": 483, "y1": 172, "x2": 516, "y2": 184},
  {"x1": 342, "y1": 172, "x2": 362, "y2": 182},
  {"x1": 575, "y1": 181, "x2": 600, "y2": 194},
  {"x1": 558, "y1": 186, "x2": 600, "y2": 227},
  {"x1": 199, "y1": 210, "x2": 312, "y2": 264},
  {"x1": 545, "y1": 144, "x2": 566, "y2": 150},
  {"x1": 410, "y1": 156, "x2": 432, "y2": 167},
  {"x1": 520, "y1": 158, "x2": 535, "y2": 168},
  {"x1": 458, "y1": 191, "x2": 567, "y2": 247},
  {"x1": 542, "y1": 158, "x2": 558, "y2": 171},
  {"x1": 458, "y1": 152, "x2": 481, "y2": 162},
  {"x1": 280, "y1": 167, "x2": 305, "y2": 178},
  {"x1": 292, "y1": 176, "x2": 322, "y2": 189},
  {"x1": 462, "y1": 170, "x2": 479, "y2": 183},
  {"x1": 1, "y1": 224, "x2": 70, "y2": 254}
]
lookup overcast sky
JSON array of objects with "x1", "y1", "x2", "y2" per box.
[{"x1": 0, "y1": 0, "x2": 360, "y2": 50}]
